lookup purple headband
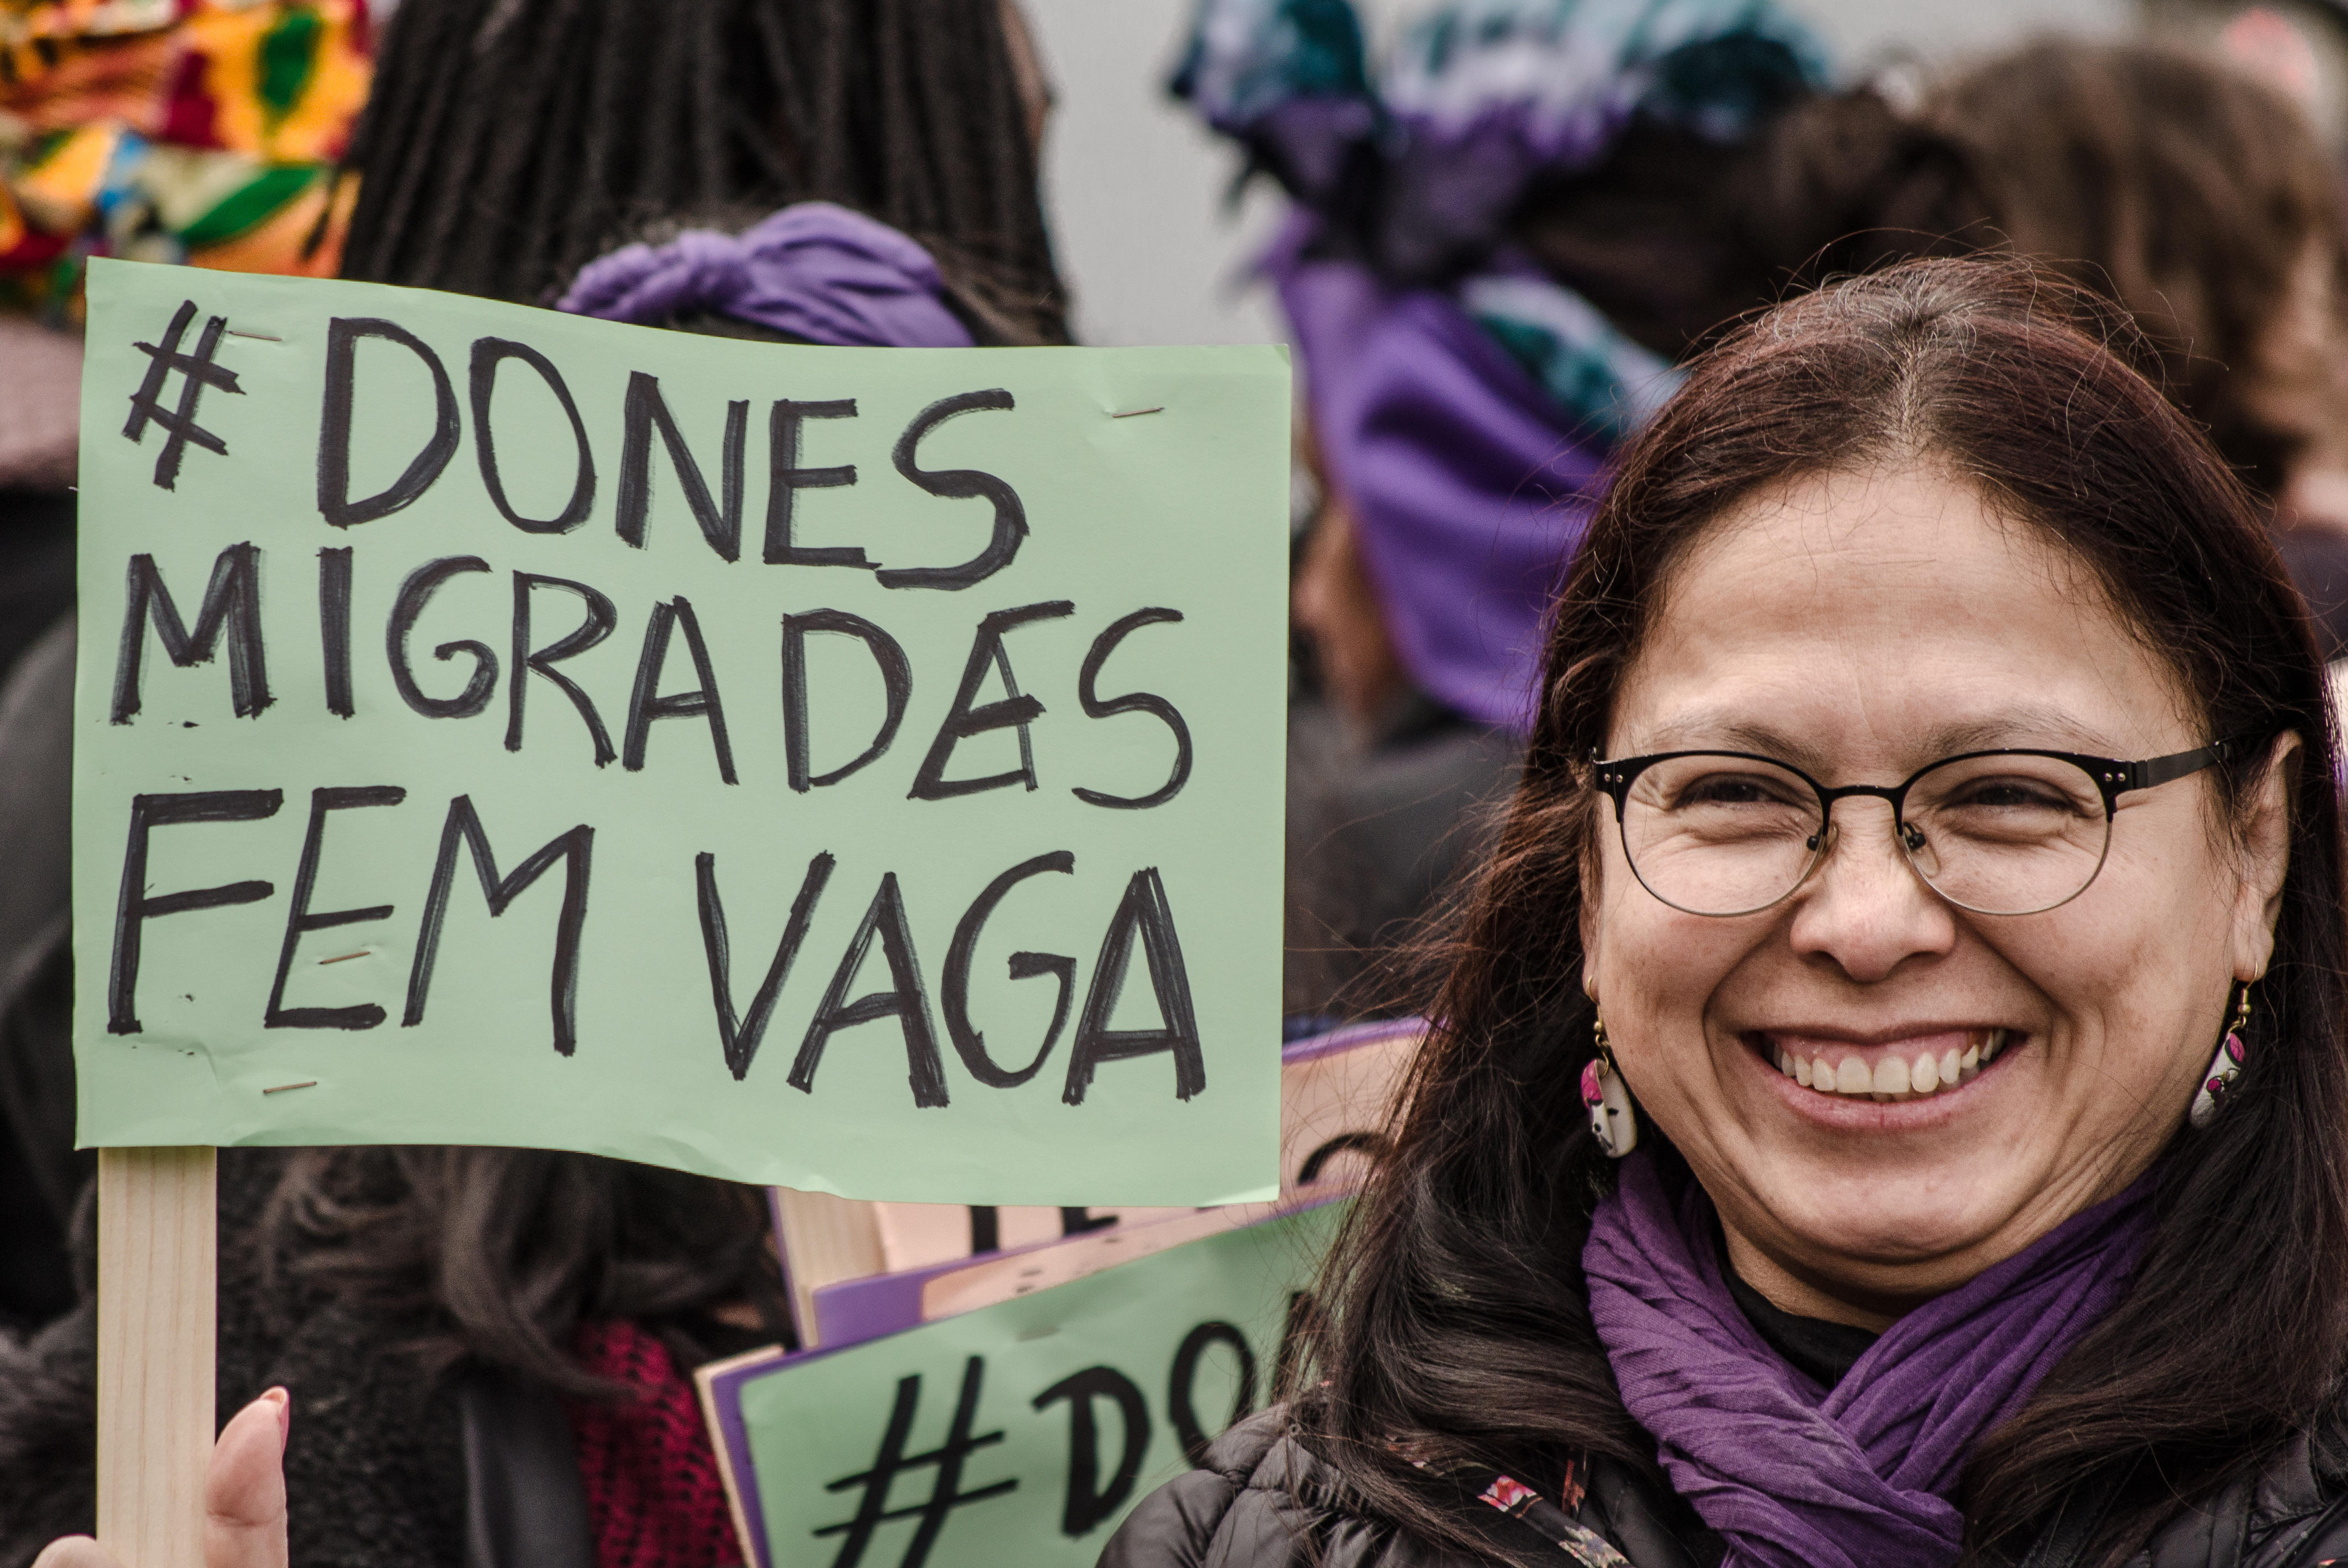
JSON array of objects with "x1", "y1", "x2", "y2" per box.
[{"x1": 557, "y1": 201, "x2": 974, "y2": 349}]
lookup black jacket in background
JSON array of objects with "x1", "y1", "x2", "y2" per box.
[
  {"x1": 0, "y1": 1149, "x2": 476, "y2": 1568},
  {"x1": 0, "y1": 616, "x2": 81, "y2": 1333},
  {"x1": 1284, "y1": 692, "x2": 1518, "y2": 1019}
]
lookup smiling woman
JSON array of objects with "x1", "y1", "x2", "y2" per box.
[
  {"x1": 1101, "y1": 259, "x2": 2348, "y2": 1568},
  {"x1": 1589, "y1": 458, "x2": 2291, "y2": 1324}
]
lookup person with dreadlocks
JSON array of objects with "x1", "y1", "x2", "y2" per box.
[
  {"x1": 1, "y1": 4, "x2": 1065, "y2": 1568},
  {"x1": 335, "y1": 0, "x2": 1064, "y2": 338}
]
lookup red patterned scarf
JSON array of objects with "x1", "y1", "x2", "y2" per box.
[{"x1": 569, "y1": 1319, "x2": 743, "y2": 1568}]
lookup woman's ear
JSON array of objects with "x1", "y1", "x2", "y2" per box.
[
  {"x1": 2230, "y1": 732, "x2": 2302, "y2": 983},
  {"x1": 1580, "y1": 836, "x2": 1604, "y2": 996}
]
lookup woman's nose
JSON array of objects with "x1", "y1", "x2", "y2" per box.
[{"x1": 1786, "y1": 799, "x2": 1958, "y2": 981}]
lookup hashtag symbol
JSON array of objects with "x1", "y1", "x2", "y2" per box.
[
  {"x1": 814, "y1": 1355, "x2": 1017, "y2": 1567},
  {"x1": 122, "y1": 300, "x2": 245, "y2": 492}
]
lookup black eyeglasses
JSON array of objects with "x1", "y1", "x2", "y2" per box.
[{"x1": 1589, "y1": 743, "x2": 2229, "y2": 917}]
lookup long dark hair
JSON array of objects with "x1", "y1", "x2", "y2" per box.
[
  {"x1": 1295, "y1": 258, "x2": 2348, "y2": 1567},
  {"x1": 337, "y1": 0, "x2": 1067, "y2": 341}
]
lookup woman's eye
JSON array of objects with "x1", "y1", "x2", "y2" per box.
[
  {"x1": 1950, "y1": 781, "x2": 2071, "y2": 811},
  {"x1": 1676, "y1": 775, "x2": 1797, "y2": 807}
]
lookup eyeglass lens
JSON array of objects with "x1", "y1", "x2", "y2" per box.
[{"x1": 1616, "y1": 753, "x2": 2114, "y2": 916}]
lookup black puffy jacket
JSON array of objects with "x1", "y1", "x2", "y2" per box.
[{"x1": 1099, "y1": 1408, "x2": 2348, "y2": 1568}]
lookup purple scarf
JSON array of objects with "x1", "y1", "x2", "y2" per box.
[
  {"x1": 1583, "y1": 1153, "x2": 2155, "y2": 1568},
  {"x1": 555, "y1": 201, "x2": 973, "y2": 349}
]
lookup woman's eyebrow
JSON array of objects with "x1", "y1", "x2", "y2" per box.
[
  {"x1": 1632, "y1": 712, "x2": 1808, "y2": 757},
  {"x1": 1631, "y1": 704, "x2": 2115, "y2": 762},
  {"x1": 1920, "y1": 706, "x2": 2114, "y2": 755}
]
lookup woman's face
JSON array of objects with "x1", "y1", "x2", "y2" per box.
[{"x1": 1584, "y1": 464, "x2": 2293, "y2": 1326}]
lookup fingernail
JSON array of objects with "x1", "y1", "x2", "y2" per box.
[{"x1": 263, "y1": 1386, "x2": 289, "y2": 1447}]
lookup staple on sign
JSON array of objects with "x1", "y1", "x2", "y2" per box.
[
  {"x1": 1110, "y1": 406, "x2": 1165, "y2": 419},
  {"x1": 263, "y1": 1080, "x2": 319, "y2": 1095},
  {"x1": 319, "y1": 950, "x2": 369, "y2": 964},
  {"x1": 226, "y1": 330, "x2": 283, "y2": 342}
]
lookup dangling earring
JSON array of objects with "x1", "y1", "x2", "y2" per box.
[
  {"x1": 1581, "y1": 1013, "x2": 1639, "y2": 1158},
  {"x1": 2188, "y1": 985, "x2": 2253, "y2": 1129}
]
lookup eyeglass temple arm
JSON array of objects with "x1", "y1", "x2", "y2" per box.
[{"x1": 2128, "y1": 742, "x2": 2230, "y2": 792}]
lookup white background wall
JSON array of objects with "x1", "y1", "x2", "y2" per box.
[{"x1": 1020, "y1": 0, "x2": 2132, "y2": 349}]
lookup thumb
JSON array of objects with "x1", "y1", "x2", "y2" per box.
[{"x1": 205, "y1": 1389, "x2": 288, "y2": 1568}]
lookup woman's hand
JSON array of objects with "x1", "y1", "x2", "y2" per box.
[{"x1": 32, "y1": 1389, "x2": 289, "y2": 1568}]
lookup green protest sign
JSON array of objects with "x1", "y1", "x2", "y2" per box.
[
  {"x1": 726, "y1": 1202, "x2": 1342, "y2": 1567},
  {"x1": 72, "y1": 258, "x2": 1290, "y2": 1205}
]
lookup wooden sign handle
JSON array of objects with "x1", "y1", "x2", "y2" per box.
[{"x1": 97, "y1": 1147, "x2": 216, "y2": 1568}]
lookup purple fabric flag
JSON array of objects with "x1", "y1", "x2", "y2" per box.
[
  {"x1": 1175, "y1": 0, "x2": 1828, "y2": 732},
  {"x1": 1583, "y1": 1150, "x2": 2154, "y2": 1568},
  {"x1": 1273, "y1": 231, "x2": 1606, "y2": 731},
  {"x1": 557, "y1": 201, "x2": 973, "y2": 349}
]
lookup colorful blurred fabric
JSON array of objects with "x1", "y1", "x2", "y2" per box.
[
  {"x1": 1173, "y1": 0, "x2": 1828, "y2": 730},
  {"x1": 0, "y1": 0, "x2": 370, "y2": 317}
]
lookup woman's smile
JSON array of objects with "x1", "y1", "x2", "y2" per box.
[
  {"x1": 1730, "y1": 1023, "x2": 2032, "y2": 1141},
  {"x1": 1751, "y1": 1025, "x2": 2012, "y2": 1101}
]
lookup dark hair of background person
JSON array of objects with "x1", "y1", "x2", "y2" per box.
[
  {"x1": 261, "y1": 1147, "x2": 791, "y2": 1398},
  {"x1": 1510, "y1": 90, "x2": 1993, "y2": 361},
  {"x1": 1926, "y1": 41, "x2": 2347, "y2": 500},
  {"x1": 1287, "y1": 259, "x2": 2348, "y2": 1568},
  {"x1": 336, "y1": 0, "x2": 1069, "y2": 343}
]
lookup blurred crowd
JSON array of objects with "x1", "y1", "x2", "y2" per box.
[{"x1": 6, "y1": 0, "x2": 2348, "y2": 1559}]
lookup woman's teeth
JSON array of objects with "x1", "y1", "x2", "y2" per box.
[{"x1": 1771, "y1": 1029, "x2": 2008, "y2": 1101}]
